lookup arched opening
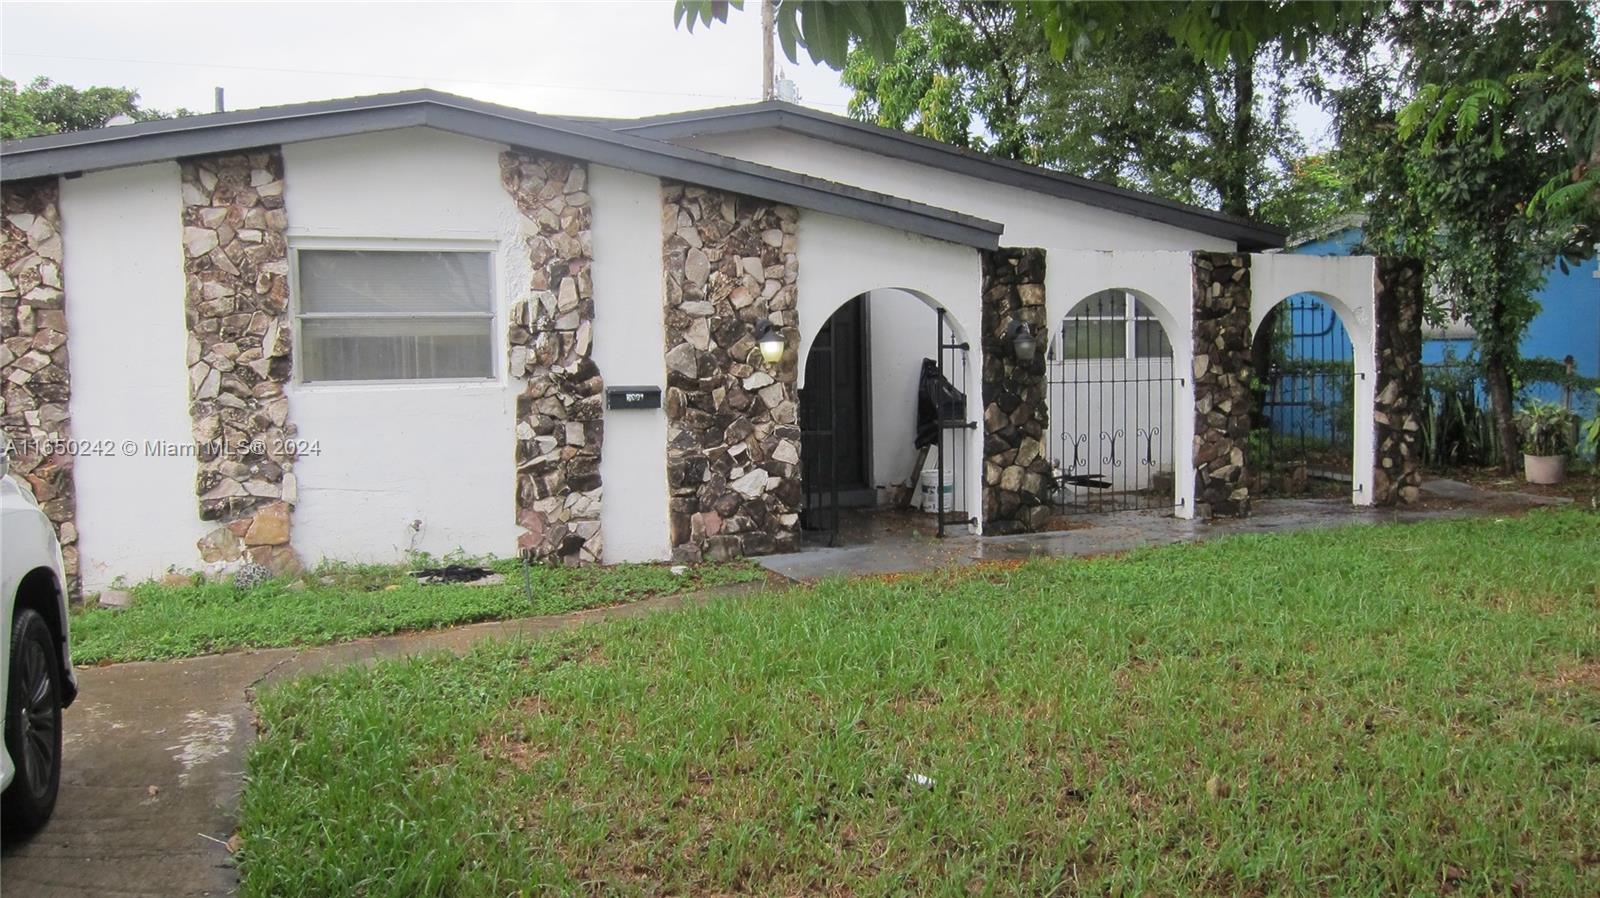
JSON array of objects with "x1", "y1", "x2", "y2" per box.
[
  {"x1": 1045, "y1": 288, "x2": 1178, "y2": 515},
  {"x1": 1249, "y1": 292, "x2": 1357, "y2": 496},
  {"x1": 798, "y1": 288, "x2": 973, "y2": 546}
]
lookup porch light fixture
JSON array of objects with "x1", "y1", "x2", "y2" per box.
[
  {"x1": 1006, "y1": 320, "x2": 1037, "y2": 363},
  {"x1": 755, "y1": 319, "x2": 786, "y2": 365}
]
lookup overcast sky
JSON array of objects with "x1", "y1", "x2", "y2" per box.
[
  {"x1": 1, "y1": 1, "x2": 855, "y2": 118},
  {"x1": 2, "y1": 1, "x2": 1330, "y2": 149}
]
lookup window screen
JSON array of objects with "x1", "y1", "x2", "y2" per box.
[{"x1": 296, "y1": 249, "x2": 493, "y2": 383}]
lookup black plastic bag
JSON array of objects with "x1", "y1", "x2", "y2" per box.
[{"x1": 915, "y1": 358, "x2": 966, "y2": 449}]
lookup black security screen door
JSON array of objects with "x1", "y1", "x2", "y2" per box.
[{"x1": 800, "y1": 296, "x2": 871, "y2": 541}]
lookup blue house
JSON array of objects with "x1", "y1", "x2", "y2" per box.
[{"x1": 1286, "y1": 220, "x2": 1600, "y2": 414}]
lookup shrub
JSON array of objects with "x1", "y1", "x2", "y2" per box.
[{"x1": 1514, "y1": 400, "x2": 1580, "y2": 455}]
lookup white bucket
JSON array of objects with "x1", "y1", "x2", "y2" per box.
[{"x1": 918, "y1": 467, "x2": 955, "y2": 513}]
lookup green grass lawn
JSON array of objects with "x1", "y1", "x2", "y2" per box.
[
  {"x1": 71, "y1": 558, "x2": 764, "y2": 663},
  {"x1": 241, "y1": 510, "x2": 1600, "y2": 897}
]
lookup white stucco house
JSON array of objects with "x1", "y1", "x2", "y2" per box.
[{"x1": 0, "y1": 91, "x2": 1423, "y2": 593}]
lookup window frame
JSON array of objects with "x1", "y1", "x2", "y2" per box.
[
  {"x1": 1059, "y1": 291, "x2": 1172, "y2": 361},
  {"x1": 288, "y1": 236, "x2": 503, "y2": 389}
]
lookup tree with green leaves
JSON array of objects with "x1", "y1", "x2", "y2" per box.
[
  {"x1": 1, "y1": 76, "x2": 189, "y2": 141},
  {"x1": 1402, "y1": 23, "x2": 1599, "y2": 227},
  {"x1": 1338, "y1": 1, "x2": 1599, "y2": 472},
  {"x1": 838, "y1": 1, "x2": 1041, "y2": 158},
  {"x1": 675, "y1": 1, "x2": 1373, "y2": 71},
  {"x1": 676, "y1": 0, "x2": 1368, "y2": 230},
  {"x1": 837, "y1": 1, "x2": 1322, "y2": 227}
]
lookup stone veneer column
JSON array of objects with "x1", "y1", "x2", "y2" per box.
[
  {"x1": 2, "y1": 179, "x2": 80, "y2": 593},
  {"x1": 500, "y1": 153, "x2": 604, "y2": 564},
  {"x1": 980, "y1": 247, "x2": 1052, "y2": 533},
  {"x1": 661, "y1": 183, "x2": 800, "y2": 563},
  {"x1": 1373, "y1": 257, "x2": 1424, "y2": 505},
  {"x1": 180, "y1": 150, "x2": 301, "y2": 572},
  {"x1": 1191, "y1": 252, "x2": 1253, "y2": 518}
]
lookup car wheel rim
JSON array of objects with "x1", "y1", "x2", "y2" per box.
[{"x1": 18, "y1": 638, "x2": 55, "y2": 798}]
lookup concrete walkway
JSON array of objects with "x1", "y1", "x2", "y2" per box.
[
  {"x1": 756, "y1": 482, "x2": 1567, "y2": 581},
  {"x1": 0, "y1": 585, "x2": 754, "y2": 897},
  {"x1": 0, "y1": 480, "x2": 1564, "y2": 896}
]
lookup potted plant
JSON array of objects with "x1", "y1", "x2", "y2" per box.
[{"x1": 1514, "y1": 401, "x2": 1580, "y2": 485}]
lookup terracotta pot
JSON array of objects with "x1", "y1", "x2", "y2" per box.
[{"x1": 1523, "y1": 453, "x2": 1568, "y2": 485}]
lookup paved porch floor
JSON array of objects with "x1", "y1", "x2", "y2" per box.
[{"x1": 756, "y1": 477, "x2": 1569, "y2": 581}]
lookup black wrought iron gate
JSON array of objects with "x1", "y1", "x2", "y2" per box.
[
  {"x1": 1045, "y1": 292, "x2": 1179, "y2": 515},
  {"x1": 799, "y1": 306, "x2": 848, "y2": 545},
  {"x1": 1251, "y1": 295, "x2": 1357, "y2": 498},
  {"x1": 933, "y1": 308, "x2": 975, "y2": 537}
]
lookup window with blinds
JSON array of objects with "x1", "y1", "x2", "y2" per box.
[{"x1": 294, "y1": 249, "x2": 494, "y2": 383}]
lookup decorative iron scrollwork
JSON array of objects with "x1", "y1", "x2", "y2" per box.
[
  {"x1": 1100, "y1": 428, "x2": 1124, "y2": 468},
  {"x1": 1138, "y1": 426, "x2": 1161, "y2": 467}
]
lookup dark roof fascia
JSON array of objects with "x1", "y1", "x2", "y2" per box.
[
  {"x1": 0, "y1": 91, "x2": 1003, "y2": 250},
  {"x1": 609, "y1": 102, "x2": 1288, "y2": 251}
]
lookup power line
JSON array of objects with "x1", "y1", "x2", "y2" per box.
[{"x1": 4, "y1": 50, "x2": 852, "y2": 109}]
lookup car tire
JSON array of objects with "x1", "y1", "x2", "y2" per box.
[{"x1": 3, "y1": 607, "x2": 62, "y2": 839}]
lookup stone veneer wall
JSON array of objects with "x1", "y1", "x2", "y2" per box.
[
  {"x1": 661, "y1": 183, "x2": 800, "y2": 562},
  {"x1": 1191, "y1": 252, "x2": 1253, "y2": 518},
  {"x1": 180, "y1": 150, "x2": 300, "y2": 572},
  {"x1": 501, "y1": 153, "x2": 604, "y2": 564},
  {"x1": 1, "y1": 179, "x2": 79, "y2": 593},
  {"x1": 980, "y1": 247, "x2": 1052, "y2": 533},
  {"x1": 1373, "y1": 257, "x2": 1425, "y2": 505}
]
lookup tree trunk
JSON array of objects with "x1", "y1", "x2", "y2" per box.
[
  {"x1": 1483, "y1": 351, "x2": 1519, "y2": 474},
  {"x1": 1221, "y1": 55, "x2": 1255, "y2": 218}
]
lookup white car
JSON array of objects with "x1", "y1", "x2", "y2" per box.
[{"x1": 0, "y1": 441, "x2": 78, "y2": 838}]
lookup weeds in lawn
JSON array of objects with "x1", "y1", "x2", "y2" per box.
[
  {"x1": 71, "y1": 558, "x2": 763, "y2": 663},
  {"x1": 241, "y1": 509, "x2": 1600, "y2": 897}
]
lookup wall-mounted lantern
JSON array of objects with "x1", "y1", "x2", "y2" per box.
[
  {"x1": 755, "y1": 319, "x2": 786, "y2": 365},
  {"x1": 1006, "y1": 320, "x2": 1037, "y2": 363}
]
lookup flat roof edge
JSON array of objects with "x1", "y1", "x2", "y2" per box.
[{"x1": 613, "y1": 102, "x2": 1287, "y2": 251}]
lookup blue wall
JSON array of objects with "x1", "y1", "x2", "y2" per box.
[
  {"x1": 1290, "y1": 226, "x2": 1600, "y2": 412},
  {"x1": 1263, "y1": 231, "x2": 1364, "y2": 441}
]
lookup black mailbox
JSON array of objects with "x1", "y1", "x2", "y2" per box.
[{"x1": 605, "y1": 385, "x2": 662, "y2": 410}]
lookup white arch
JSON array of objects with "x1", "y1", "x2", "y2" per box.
[
  {"x1": 796, "y1": 285, "x2": 968, "y2": 386},
  {"x1": 795, "y1": 211, "x2": 986, "y2": 532},
  {"x1": 1250, "y1": 253, "x2": 1378, "y2": 506},
  {"x1": 1046, "y1": 251, "x2": 1197, "y2": 518}
]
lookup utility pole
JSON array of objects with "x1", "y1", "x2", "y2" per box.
[{"x1": 761, "y1": 0, "x2": 775, "y2": 101}]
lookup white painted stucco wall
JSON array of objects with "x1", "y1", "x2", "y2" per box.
[
  {"x1": 797, "y1": 212, "x2": 984, "y2": 529},
  {"x1": 588, "y1": 165, "x2": 671, "y2": 562},
  {"x1": 863, "y1": 288, "x2": 938, "y2": 491},
  {"x1": 1251, "y1": 253, "x2": 1378, "y2": 505},
  {"x1": 684, "y1": 131, "x2": 1237, "y2": 254},
  {"x1": 61, "y1": 162, "x2": 213, "y2": 589},
  {"x1": 281, "y1": 129, "x2": 523, "y2": 564}
]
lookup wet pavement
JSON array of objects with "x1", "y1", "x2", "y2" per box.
[
  {"x1": 756, "y1": 479, "x2": 1570, "y2": 581},
  {"x1": 0, "y1": 585, "x2": 754, "y2": 897},
  {"x1": 0, "y1": 478, "x2": 1566, "y2": 896}
]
